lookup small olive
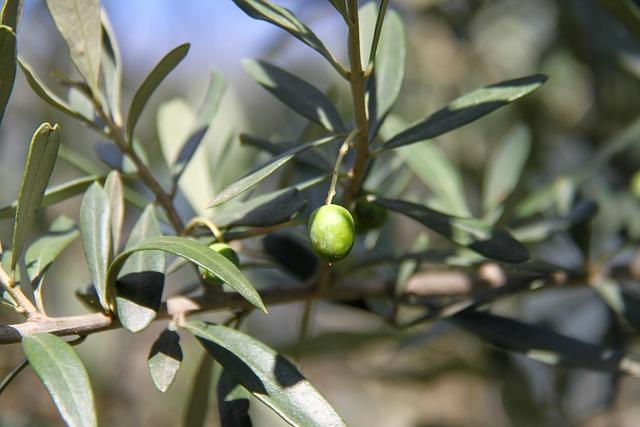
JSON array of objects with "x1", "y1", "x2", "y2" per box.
[
  {"x1": 200, "y1": 242, "x2": 240, "y2": 284},
  {"x1": 354, "y1": 200, "x2": 388, "y2": 233},
  {"x1": 308, "y1": 204, "x2": 355, "y2": 263}
]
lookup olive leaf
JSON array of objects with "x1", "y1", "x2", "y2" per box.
[
  {"x1": 80, "y1": 182, "x2": 113, "y2": 311},
  {"x1": 45, "y1": 0, "x2": 101, "y2": 91},
  {"x1": 108, "y1": 236, "x2": 266, "y2": 313},
  {"x1": 25, "y1": 216, "x2": 79, "y2": 311},
  {"x1": 183, "y1": 321, "x2": 347, "y2": 427},
  {"x1": 100, "y1": 8, "x2": 123, "y2": 125},
  {"x1": 482, "y1": 125, "x2": 531, "y2": 215},
  {"x1": 232, "y1": 0, "x2": 345, "y2": 76},
  {"x1": 217, "y1": 369, "x2": 253, "y2": 427},
  {"x1": 11, "y1": 123, "x2": 60, "y2": 272},
  {"x1": 105, "y1": 171, "x2": 124, "y2": 252},
  {"x1": 240, "y1": 134, "x2": 329, "y2": 171},
  {"x1": 0, "y1": 25, "x2": 16, "y2": 126},
  {"x1": 22, "y1": 333, "x2": 97, "y2": 427},
  {"x1": 183, "y1": 351, "x2": 214, "y2": 427},
  {"x1": 243, "y1": 59, "x2": 346, "y2": 133},
  {"x1": 18, "y1": 58, "x2": 99, "y2": 129},
  {"x1": 147, "y1": 329, "x2": 182, "y2": 393},
  {"x1": 379, "y1": 74, "x2": 547, "y2": 151},
  {"x1": 126, "y1": 43, "x2": 190, "y2": 143},
  {"x1": 115, "y1": 205, "x2": 165, "y2": 333},
  {"x1": 452, "y1": 310, "x2": 634, "y2": 373},
  {"x1": 209, "y1": 135, "x2": 341, "y2": 207},
  {"x1": 372, "y1": 197, "x2": 529, "y2": 263}
]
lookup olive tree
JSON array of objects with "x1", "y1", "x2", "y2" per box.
[{"x1": 0, "y1": 0, "x2": 640, "y2": 426}]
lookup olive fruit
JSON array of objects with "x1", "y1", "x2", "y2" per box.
[
  {"x1": 308, "y1": 204, "x2": 355, "y2": 263},
  {"x1": 200, "y1": 242, "x2": 240, "y2": 284},
  {"x1": 354, "y1": 200, "x2": 388, "y2": 233}
]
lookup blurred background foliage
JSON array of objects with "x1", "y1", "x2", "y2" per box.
[{"x1": 2, "y1": 0, "x2": 640, "y2": 426}]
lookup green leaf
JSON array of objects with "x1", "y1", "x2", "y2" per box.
[
  {"x1": 109, "y1": 236, "x2": 266, "y2": 313},
  {"x1": 18, "y1": 58, "x2": 98, "y2": 128},
  {"x1": 183, "y1": 321, "x2": 347, "y2": 427},
  {"x1": 232, "y1": 0, "x2": 344, "y2": 76},
  {"x1": 0, "y1": 175, "x2": 102, "y2": 220},
  {"x1": 380, "y1": 74, "x2": 547, "y2": 151},
  {"x1": 126, "y1": 43, "x2": 190, "y2": 143},
  {"x1": 482, "y1": 125, "x2": 531, "y2": 215},
  {"x1": 104, "y1": 171, "x2": 124, "y2": 252},
  {"x1": 11, "y1": 123, "x2": 60, "y2": 272},
  {"x1": 1, "y1": 0, "x2": 23, "y2": 29},
  {"x1": 600, "y1": 0, "x2": 640, "y2": 40},
  {"x1": 80, "y1": 182, "x2": 112, "y2": 311},
  {"x1": 217, "y1": 369, "x2": 253, "y2": 427},
  {"x1": 368, "y1": 9, "x2": 405, "y2": 137},
  {"x1": 184, "y1": 351, "x2": 214, "y2": 427},
  {"x1": 243, "y1": 59, "x2": 345, "y2": 133},
  {"x1": 25, "y1": 216, "x2": 79, "y2": 308},
  {"x1": 116, "y1": 205, "x2": 165, "y2": 332},
  {"x1": 100, "y1": 9, "x2": 123, "y2": 125},
  {"x1": 0, "y1": 25, "x2": 16, "y2": 126},
  {"x1": 240, "y1": 134, "x2": 329, "y2": 171},
  {"x1": 173, "y1": 70, "x2": 225, "y2": 181},
  {"x1": 216, "y1": 187, "x2": 307, "y2": 229},
  {"x1": 357, "y1": 3, "x2": 377, "y2": 66},
  {"x1": 452, "y1": 310, "x2": 630, "y2": 373},
  {"x1": 147, "y1": 329, "x2": 182, "y2": 393},
  {"x1": 372, "y1": 197, "x2": 529, "y2": 263},
  {"x1": 209, "y1": 135, "x2": 340, "y2": 207},
  {"x1": 381, "y1": 116, "x2": 470, "y2": 216},
  {"x1": 22, "y1": 333, "x2": 97, "y2": 427},
  {"x1": 45, "y1": 0, "x2": 101, "y2": 91}
]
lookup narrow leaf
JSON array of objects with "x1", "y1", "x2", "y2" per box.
[
  {"x1": 0, "y1": 175, "x2": 102, "y2": 220},
  {"x1": 116, "y1": 205, "x2": 165, "y2": 332},
  {"x1": 147, "y1": 329, "x2": 182, "y2": 393},
  {"x1": 0, "y1": 25, "x2": 16, "y2": 126},
  {"x1": 216, "y1": 187, "x2": 307, "y2": 229},
  {"x1": 80, "y1": 182, "x2": 112, "y2": 311},
  {"x1": 452, "y1": 310, "x2": 629, "y2": 373},
  {"x1": 109, "y1": 236, "x2": 265, "y2": 313},
  {"x1": 381, "y1": 116, "x2": 469, "y2": 216},
  {"x1": 126, "y1": 43, "x2": 190, "y2": 143},
  {"x1": 217, "y1": 369, "x2": 253, "y2": 427},
  {"x1": 367, "y1": 9, "x2": 405, "y2": 137},
  {"x1": 184, "y1": 321, "x2": 347, "y2": 427},
  {"x1": 328, "y1": 0, "x2": 347, "y2": 18},
  {"x1": 46, "y1": 0, "x2": 101, "y2": 90},
  {"x1": 100, "y1": 9, "x2": 122, "y2": 125},
  {"x1": 1, "y1": 0, "x2": 23, "y2": 29},
  {"x1": 11, "y1": 123, "x2": 60, "y2": 271},
  {"x1": 593, "y1": 278, "x2": 640, "y2": 332},
  {"x1": 22, "y1": 333, "x2": 97, "y2": 427},
  {"x1": 173, "y1": 70, "x2": 225, "y2": 180},
  {"x1": 209, "y1": 135, "x2": 340, "y2": 207},
  {"x1": 25, "y1": 216, "x2": 79, "y2": 309},
  {"x1": 482, "y1": 125, "x2": 531, "y2": 214},
  {"x1": 18, "y1": 58, "x2": 97, "y2": 127},
  {"x1": 240, "y1": 134, "x2": 329, "y2": 170},
  {"x1": 232, "y1": 0, "x2": 343, "y2": 75},
  {"x1": 380, "y1": 74, "x2": 547, "y2": 150},
  {"x1": 243, "y1": 59, "x2": 345, "y2": 133},
  {"x1": 373, "y1": 197, "x2": 529, "y2": 263},
  {"x1": 105, "y1": 171, "x2": 124, "y2": 252}
]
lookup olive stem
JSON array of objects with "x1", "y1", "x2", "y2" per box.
[
  {"x1": 325, "y1": 129, "x2": 359, "y2": 205},
  {"x1": 184, "y1": 217, "x2": 224, "y2": 242},
  {"x1": 0, "y1": 263, "x2": 40, "y2": 319},
  {"x1": 341, "y1": 0, "x2": 371, "y2": 209}
]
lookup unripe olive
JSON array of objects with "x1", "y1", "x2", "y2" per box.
[
  {"x1": 308, "y1": 204, "x2": 355, "y2": 263},
  {"x1": 354, "y1": 200, "x2": 388, "y2": 233},
  {"x1": 200, "y1": 242, "x2": 240, "y2": 284}
]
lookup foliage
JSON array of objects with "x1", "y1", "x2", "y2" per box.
[{"x1": 0, "y1": 0, "x2": 639, "y2": 425}]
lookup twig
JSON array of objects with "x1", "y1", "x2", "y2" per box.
[{"x1": 0, "y1": 264, "x2": 40, "y2": 319}]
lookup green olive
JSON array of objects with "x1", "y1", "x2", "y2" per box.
[
  {"x1": 354, "y1": 200, "x2": 388, "y2": 233},
  {"x1": 200, "y1": 242, "x2": 240, "y2": 284},
  {"x1": 308, "y1": 204, "x2": 355, "y2": 263}
]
